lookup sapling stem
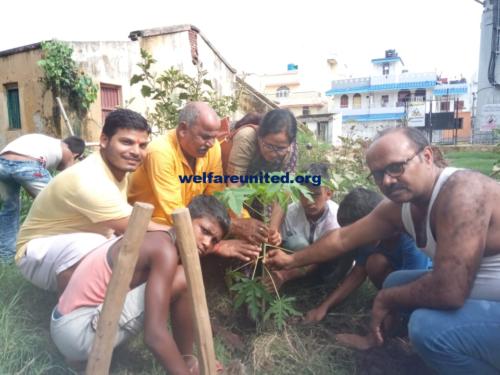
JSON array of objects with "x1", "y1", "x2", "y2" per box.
[
  {"x1": 264, "y1": 265, "x2": 280, "y2": 299},
  {"x1": 251, "y1": 257, "x2": 259, "y2": 280},
  {"x1": 263, "y1": 243, "x2": 294, "y2": 254},
  {"x1": 261, "y1": 242, "x2": 267, "y2": 315},
  {"x1": 232, "y1": 256, "x2": 264, "y2": 273}
]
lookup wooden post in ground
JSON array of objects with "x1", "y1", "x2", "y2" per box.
[
  {"x1": 172, "y1": 208, "x2": 217, "y2": 375},
  {"x1": 85, "y1": 202, "x2": 153, "y2": 375},
  {"x1": 56, "y1": 97, "x2": 75, "y2": 136}
]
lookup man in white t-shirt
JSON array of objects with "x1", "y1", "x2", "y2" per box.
[
  {"x1": 16, "y1": 109, "x2": 167, "y2": 293},
  {"x1": 0, "y1": 134, "x2": 85, "y2": 261}
]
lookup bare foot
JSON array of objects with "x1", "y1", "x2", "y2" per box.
[
  {"x1": 183, "y1": 355, "x2": 199, "y2": 374},
  {"x1": 302, "y1": 306, "x2": 327, "y2": 324},
  {"x1": 335, "y1": 332, "x2": 378, "y2": 351}
]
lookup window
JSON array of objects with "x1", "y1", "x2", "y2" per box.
[
  {"x1": 316, "y1": 121, "x2": 328, "y2": 142},
  {"x1": 100, "y1": 84, "x2": 122, "y2": 123},
  {"x1": 5, "y1": 84, "x2": 21, "y2": 129},
  {"x1": 340, "y1": 94, "x2": 349, "y2": 108},
  {"x1": 381, "y1": 95, "x2": 389, "y2": 107},
  {"x1": 276, "y1": 86, "x2": 290, "y2": 98},
  {"x1": 456, "y1": 100, "x2": 464, "y2": 110},
  {"x1": 353, "y1": 93, "x2": 362, "y2": 109},
  {"x1": 440, "y1": 96, "x2": 450, "y2": 111},
  {"x1": 302, "y1": 106, "x2": 310, "y2": 116},
  {"x1": 440, "y1": 101, "x2": 450, "y2": 111},
  {"x1": 382, "y1": 63, "x2": 390, "y2": 75},
  {"x1": 414, "y1": 89, "x2": 426, "y2": 102},
  {"x1": 397, "y1": 90, "x2": 411, "y2": 107}
]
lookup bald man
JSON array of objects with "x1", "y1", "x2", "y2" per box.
[
  {"x1": 266, "y1": 127, "x2": 500, "y2": 374},
  {"x1": 128, "y1": 101, "x2": 261, "y2": 261}
]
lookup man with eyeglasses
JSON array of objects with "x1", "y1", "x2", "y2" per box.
[
  {"x1": 0, "y1": 134, "x2": 85, "y2": 262},
  {"x1": 267, "y1": 127, "x2": 500, "y2": 374}
]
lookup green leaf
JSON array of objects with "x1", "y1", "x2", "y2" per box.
[
  {"x1": 214, "y1": 187, "x2": 254, "y2": 215},
  {"x1": 130, "y1": 74, "x2": 144, "y2": 85},
  {"x1": 263, "y1": 296, "x2": 301, "y2": 330},
  {"x1": 229, "y1": 277, "x2": 272, "y2": 321},
  {"x1": 203, "y1": 79, "x2": 213, "y2": 89},
  {"x1": 141, "y1": 85, "x2": 152, "y2": 97}
]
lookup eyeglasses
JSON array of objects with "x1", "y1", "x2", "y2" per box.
[
  {"x1": 260, "y1": 139, "x2": 290, "y2": 154},
  {"x1": 367, "y1": 148, "x2": 423, "y2": 182}
]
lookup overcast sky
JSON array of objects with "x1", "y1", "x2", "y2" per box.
[{"x1": 2, "y1": 0, "x2": 484, "y2": 87}]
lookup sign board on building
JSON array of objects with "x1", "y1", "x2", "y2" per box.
[
  {"x1": 407, "y1": 102, "x2": 426, "y2": 127},
  {"x1": 480, "y1": 104, "x2": 500, "y2": 132}
]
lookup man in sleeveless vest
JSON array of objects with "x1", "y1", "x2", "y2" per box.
[{"x1": 267, "y1": 127, "x2": 500, "y2": 374}]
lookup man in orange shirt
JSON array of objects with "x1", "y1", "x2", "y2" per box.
[{"x1": 128, "y1": 102, "x2": 264, "y2": 261}]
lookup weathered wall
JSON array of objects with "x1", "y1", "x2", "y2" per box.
[
  {"x1": 0, "y1": 47, "x2": 55, "y2": 147},
  {"x1": 1, "y1": 26, "x2": 272, "y2": 146},
  {"x1": 441, "y1": 111, "x2": 472, "y2": 141},
  {"x1": 138, "y1": 29, "x2": 236, "y2": 112},
  {"x1": 70, "y1": 41, "x2": 143, "y2": 141}
]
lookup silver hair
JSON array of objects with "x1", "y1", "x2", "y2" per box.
[{"x1": 178, "y1": 102, "x2": 201, "y2": 128}]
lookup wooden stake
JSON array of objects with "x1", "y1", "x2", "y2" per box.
[
  {"x1": 56, "y1": 97, "x2": 75, "y2": 136},
  {"x1": 85, "y1": 202, "x2": 153, "y2": 375},
  {"x1": 172, "y1": 208, "x2": 217, "y2": 375}
]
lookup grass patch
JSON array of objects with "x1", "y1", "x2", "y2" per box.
[
  {"x1": 0, "y1": 259, "x2": 379, "y2": 374},
  {"x1": 445, "y1": 151, "x2": 499, "y2": 176},
  {"x1": 0, "y1": 264, "x2": 67, "y2": 374}
]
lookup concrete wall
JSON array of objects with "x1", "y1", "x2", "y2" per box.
[
  {"x1": 0, "y1": 26, "x2": 269, "y2": 146},
  {"x1": 0, "y1": 47, "x2": 54, "y2": 147},
  {"x1": 139, "y1": 30, "x2": 235, "y2": 97},
  {"x1": 70, "y1": 41, "x2": 143, "y2": 141},
  {"x1": 342, "y1": 119, "x2": 400, "y2": 140},
  {"x1": 439, "y1": 111, "x2": 472, "y2": 142}
]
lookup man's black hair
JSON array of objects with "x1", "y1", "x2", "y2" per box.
[
  {"x1": 188, "y1": 195, "x2": 231, "y2": 237},
  {"x1": 102, "y1": 108, "x2": 151, "y2": 138},
  {"x1": 301, "y1": 162, "x2": 330, "y2": 186},
  {"x1": 62, "y1": 136, "x2": 86, "y2": 157},
  {"x1": 337, "y1": 187, "x2": 383, "y2": 227}
]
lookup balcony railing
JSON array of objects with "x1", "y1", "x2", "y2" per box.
[
  {"x1": 265, "y1": 91, "x2": 327, "y2": 106},
  {"x1": 340, "y1": 106, "x2": 405, "y2": 116},
  {"x1": 370, "y1": 72, "x2": 436, "y2": 86}
]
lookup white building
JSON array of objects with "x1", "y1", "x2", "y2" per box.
[
  {"x1": 247, "y1": 59, "x2": 342, "y2": 145},
  {"x1": 327, "y1": 50, "x2": 472, "y2": 143}
]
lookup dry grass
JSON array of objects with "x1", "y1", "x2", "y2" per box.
[{"x1": 0, "y1": 251, "x2": 434, "y2": 375}]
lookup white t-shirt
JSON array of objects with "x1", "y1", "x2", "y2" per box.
[
  {"x1": 1, "y1": 134, "x2": 62, "y2": 169},
  {"x1": 281, "y1": 200, "x2": 340, "y2": 245},
  {"x1": 16, "y1": 152, "x2": 133, "y2": 260}
]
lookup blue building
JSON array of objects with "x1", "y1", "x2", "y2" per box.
[{"x1": 326, "y1": 50, "x2": 471, "y2": 142}]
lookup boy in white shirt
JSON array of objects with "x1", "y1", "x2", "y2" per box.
[{"x1": 270, "y1": 163, "x2": 350, "y2": 289}]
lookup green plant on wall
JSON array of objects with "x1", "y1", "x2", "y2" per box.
[
  {"x1": 38, "y1": 40, "x2": 98, "y2": 133},
  {"x1": 215, "y1": 173, "x2": 312, "y2": 329},
  {"x1": 131, "y1": 49, "x2": 240, "y2": 133}
]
